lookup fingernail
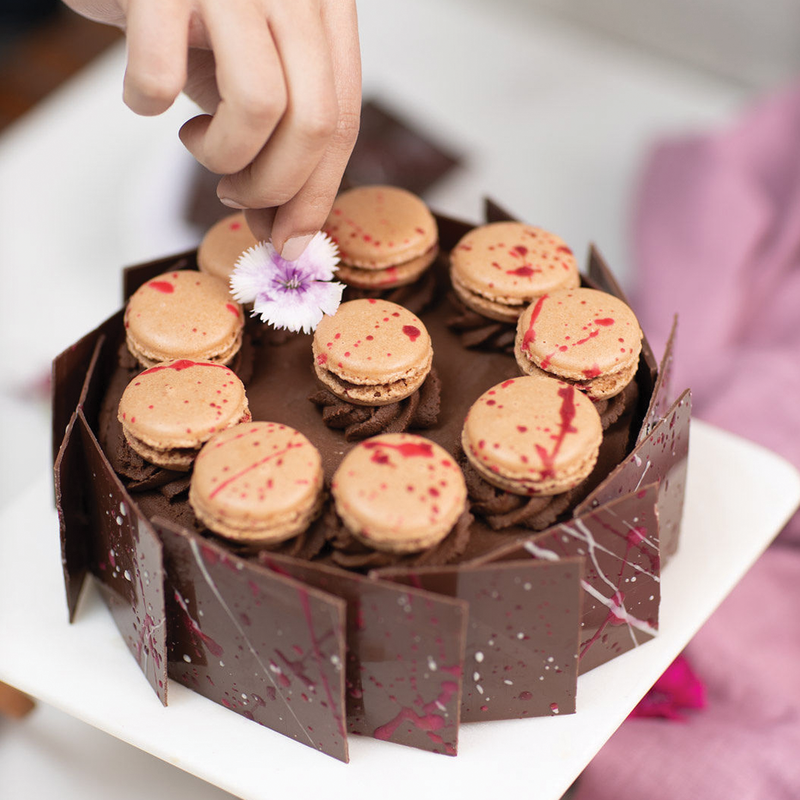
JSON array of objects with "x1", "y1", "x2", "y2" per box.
[
  {"x1": 218, "y1": 197, "x2": 246, "y2": 210},
  {"x1": 281, "y1": 234, "x2": 315, "y2": 262}
]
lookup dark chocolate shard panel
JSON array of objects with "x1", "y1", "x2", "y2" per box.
[
  {"x1": 577, "y1": 390, "x2": 691, "y2": 562},
  {"x1": 376, "y1": 558, "x2": 583, "y2": 722},
  {"x1": 434, "y1": 211, "x2": 476, "y2": 252},
  {"x1": 476, "y1": 484, "x2": 661, "y2": 674},
  {"x1": 153, "y1": 519, "x2": 349, "y2": 762},
  {"x1": 52, "y1": 316, "x2": 113, "y2": 467},
  {"x1": 483, "y1": 197, "x2": 517, "y2": 224},
  {"x1": 257, "y1": 552, "x2": 467, "y2": 757},
  {"x1": 55, "y1": 412, "x2": 90, "y2": 621},
  {"x1": 76, "y1": 412, "x2": 169, "y2": 702},
  {"x1": 638, "y1": 316, "x2": 678, "y2": 443}
]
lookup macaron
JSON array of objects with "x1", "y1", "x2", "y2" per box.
[
  {"x1": 189, "y1": 421, "x2": 324, "y2": 546},
  {"x1": 117, "y1": 359, "x2": 250, "y2": 471},
  {"x1": 197, "y1": 212, "x2": 259, "y2": 284},
  {"x1": 125, "y1": 270, "x2": 244, "y2": 368},
  {"x1": 461, "y1": 375, "x2": 602, "y2": 496},
  {"x1": 331, "y1": 433, "x2": 467, "y2": 553},
  {"x1": 449, "y1": 222, "x2": 580, "y2": 322},
  {"x1": 323, "y1": 185, "x2": 439, "y2": 289},
  {"x1": 514, "y1": 288, "x2": 642, "y2": 400},
  {"x1": 312, "y1": 298, "x2": 433, "y2": 406}
]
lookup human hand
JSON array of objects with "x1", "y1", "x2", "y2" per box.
[{"x1": 64, "y1": 0, "x2": 361, "y2": 259}]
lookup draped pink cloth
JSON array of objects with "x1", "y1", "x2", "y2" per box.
[{"x1": 573, "y1": 84, "x2": 800, "y2": 799}]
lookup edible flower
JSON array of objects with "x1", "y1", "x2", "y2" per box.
[{"x1": 230, "y1": 233, "x2": 344, "y2": 334}]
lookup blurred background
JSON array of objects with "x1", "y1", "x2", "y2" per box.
[{"x1": 0, "y1": 0, "x2": 797, "y2": 797}]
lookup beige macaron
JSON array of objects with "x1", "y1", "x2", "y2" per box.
[
  {"x1": 125, "y1": 270, "x2": 244, "y2": 368},
  {"x1": 450, "y1": 222, "x2": 580, "y2": 323},
  {"x1": 331, "y1": 433, "x2": 467, "y2": 553},
  {"x1": 514, "y1": 288, "x2": 642, "y2": 401},
  {"x1": 323, "y1": 185, "x2": 439, "y2": 289},
  {"x1": 462, "y1": 375, "x2": 602, "y2": 496},
  {"x1": 197, "y1": 212, "x2": 259, "y2": 284},
  {"x1": 312, "y1": 298, "x2": 433, "y2": 406},
  {"x1": 118, "y1": 359, "x2": 250, "y2": 471},
  {"x1": 189, "y1": 421, "x2": 324, "y2": 545}
]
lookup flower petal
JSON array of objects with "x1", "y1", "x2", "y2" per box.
[{"x1": 296, "y1": 231, "x2": 340, "y2": 281}]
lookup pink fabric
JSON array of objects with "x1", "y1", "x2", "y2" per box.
[{"x1": 574, "y1": 84, "x2": 800, "y2": 799}]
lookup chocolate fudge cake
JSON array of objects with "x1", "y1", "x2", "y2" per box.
[{"x1": 53, "y1": 198, "x2": 690, "y2": 763}]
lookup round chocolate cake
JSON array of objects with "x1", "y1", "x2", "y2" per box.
[{"x1": 54, "y1": 200, "x2": 691, "y2": 762}]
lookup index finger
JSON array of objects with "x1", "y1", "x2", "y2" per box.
[{"x1": 269, "y1": 0, "x2": 361, "y2": 256}]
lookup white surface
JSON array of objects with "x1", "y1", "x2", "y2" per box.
[
  {"x1": 1, "y1": 421, "x2": 798, "y2": 800},
  {"x1": 0, "y1": 0, "x2": 765, "y2": 797}
]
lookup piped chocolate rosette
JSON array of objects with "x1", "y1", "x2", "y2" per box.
[
  {"x1": 447, "y1": 222, "x2": 580, "y2": 352},
  {"x1": 322, "y1": 185, "x2": 439, "y2": 315},
  {"x1": 309, "y1": 298, "x2": 441, "y2": 441},
  {"x1": 461, "y1": 375, "x2": 603, "y2": 531},
  {"x1": 513, "y1": 287, "x2": 643, "y2": 430}
]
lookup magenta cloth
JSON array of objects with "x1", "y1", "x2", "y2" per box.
[{"x1": 573, "y1": 84, "x2": 800, "y2": 799}]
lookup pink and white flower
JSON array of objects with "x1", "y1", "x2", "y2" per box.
[{"x1": 230, "y1": 233, "x2": 344, "y2": 334}]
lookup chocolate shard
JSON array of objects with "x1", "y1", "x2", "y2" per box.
[
  {"x1": 55, "y1": 412, "x2": 91, "y2": 621},
  {"x1": 434, "y1": 211, "x2": 476, "y2": 252},
  {"x1": 76, "y1": 412, "x2": 169, "y2": 702},
  {"x1": 638, "y1": 315, "x2": 678, "y2": 443},
  {"x1": 476, "y1": 483, "x2": 661, "y2": 674},
  {"x1": 577, "y1": 390, "x2": 691, "y2": 563},
  {"x1": 375, "y1": 558, "x2": 583, "y2": 721},
  {"x1": 52, "y1": 317, "x2": 114, "y2": 468},
  {"x1": 483, "y1": 197, "x2": 518, "y2": 224},
  {"x1": 257, "y1": 552, "x2": 468, "y2": 756},
  {"x1": 153, "y1": 518, "x2": 350, "y2": 762}
]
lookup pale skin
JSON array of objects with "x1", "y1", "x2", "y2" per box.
[{"x1": 63, "y1": 0, "x2": 361, "y2": 260}]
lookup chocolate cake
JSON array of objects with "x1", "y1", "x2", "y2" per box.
[{"x1": 53, "y1": 200, "x2": 690, "y2": 763}]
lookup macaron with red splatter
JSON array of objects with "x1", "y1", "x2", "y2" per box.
[
  {"x1": 189, "y1": 421, "x2": 324, "y2": 545},
  {"x1": 514, "y1": 288, "x2": 642, "y2": 400},
  {"x1": 331, "y1": 433, "x2": 467, "y2": 553},
  {"x1": 461, "y1": 376, "x2": 602, "y2": 496},
  {"x1": 450, "y1": 222, "x2": 580, "y2": 322},
  {"x1": 118, "y1": 359, "x2": 251, "y2": 471},
  {"x1": 197, "y1": 212, "x2": 259, "y2": 284},
  {"x1": 323, "y1": 185, "x2": 439, "y2": 289},
  {"x1": 312, "y1": 298, "x2": 433, "y2": 406},
  {"x1": 125, "y1": 270, "x2": 244, "y2": 368}
]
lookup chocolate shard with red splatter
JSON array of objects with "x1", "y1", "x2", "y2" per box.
[
  {"x1": 76, "y1": 411, "x2": 169, "y2": 702},
  {"x1": 55, "y1": 411, "x2": 91, "y2": 621},
  {"x1": 576, "y1": 390, "x2": 691, "y2": 564},
  {"x1": 257, "y1": 553, "x2": 467, "y2": 756},
  {"x1": 154, "y1": 518, "x2": 349, "y2": 762},
  {"x1": 475, "y1": 484, "x2": 660, "y2": 673},
  {"x1": 376, "y1": 558, "x2": 583, "y2": 721}
]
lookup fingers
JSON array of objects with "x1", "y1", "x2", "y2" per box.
[
  {"x1": 179, "y1": 0, "x2": 287, "y2": 176},
  {"x1": 123, "y1": 0, "x2": 190, "y2": 116},
  {"x1": 244, "y1": 207, "x2": 277, "y2": 242},
  {"x1": 216, "y1": 0, "x2": 338, "y2": 211},
  {"x1": 269, "y1": 0, "x2": 361, "y2": 255}
]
